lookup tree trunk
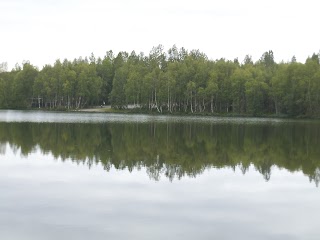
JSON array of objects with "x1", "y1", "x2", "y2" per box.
[
  {"x1": 154, "y1": 88, "x2": 160, "y2": 113},
  {"x1": 202, "y1": 98, "x2": 205, "y2": 112},
  {"x1": 190, "y1": 92, "x2": 193, "y2": 113},
  {"x1": 275, "y1": 99, "x2": 279, "y2": 115}
]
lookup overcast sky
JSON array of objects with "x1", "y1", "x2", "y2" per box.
[{"x1": 1, "y1": 0, "x2": 319, "y2": 69}]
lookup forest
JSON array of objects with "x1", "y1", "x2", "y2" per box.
[{"x1": 1, "y1": 45, "x2": 320, "y2": 117}]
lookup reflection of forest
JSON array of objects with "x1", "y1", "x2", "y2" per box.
[{"x1": 0, "y1": 121, "x2": 320, "y2": 185}]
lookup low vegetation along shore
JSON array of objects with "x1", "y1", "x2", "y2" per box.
[{"x1": 1, "y1": 45, "x2": 320, "y2": 117}]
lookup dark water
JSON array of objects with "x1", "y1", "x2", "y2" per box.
[{"x1": 0, "y1": 110, "x2": 319, "y2": 240}]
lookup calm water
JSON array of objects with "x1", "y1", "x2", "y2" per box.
[{"x1": 0, "y1": 110, "x2": 319, "y2": 240}]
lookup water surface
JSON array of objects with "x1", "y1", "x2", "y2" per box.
[{"x1": 0, "y1": 110, "x2": 319, "y2": 240}]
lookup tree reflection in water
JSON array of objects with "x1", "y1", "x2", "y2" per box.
[{"x1": 0, "y1": 121, "x2": 319, "y2": 186}]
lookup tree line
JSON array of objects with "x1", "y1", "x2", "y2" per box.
[{"x1": 1, "y1": 45, "x2": 320, "y2": 116}]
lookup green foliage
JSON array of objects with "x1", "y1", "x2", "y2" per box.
[
  {"x1": 12, "y1": 63, "x2": 38, "y2": 108},
  {"x1": 111, "y1": 66, "x2": 128, "y2": 109},
  {"x1": 0, "y1": 78, "x2": 5, "y2": 106}
]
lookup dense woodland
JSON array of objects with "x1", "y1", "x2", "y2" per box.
[
  {"x1": 0, "y1": 121, "x2": 319, "y2": 185},
  {"x1": 1, "y1": 45, "x2": 320, "y2": 117}
]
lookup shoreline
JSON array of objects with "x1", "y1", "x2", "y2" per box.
[{"x1": 1, "y1": 107, "x2": 319, "y2": 120}]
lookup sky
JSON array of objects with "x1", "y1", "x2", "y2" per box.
[{"x1": 1, "y1": 0, "x2": 320, "y2": 70}]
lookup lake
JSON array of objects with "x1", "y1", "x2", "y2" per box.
[{"x1": 0, "y1": 110, "x2": 319, "y2": 240}]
